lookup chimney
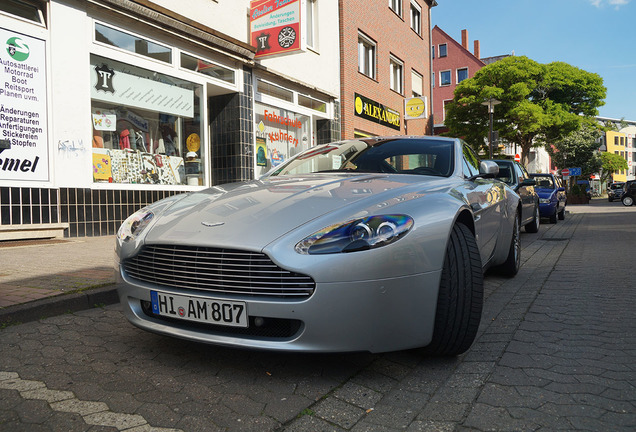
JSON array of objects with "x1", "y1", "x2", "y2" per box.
[
  {"x1": 474, "y1": 40, "x2": 481, "y2": 59},
  {"x1": 461, "y1": 29, "x2": 468, "y2": 50}
]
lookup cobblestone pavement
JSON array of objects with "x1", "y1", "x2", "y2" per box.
[{"x1": 0, "y1": 200, "x2": 635, "y2": 431}]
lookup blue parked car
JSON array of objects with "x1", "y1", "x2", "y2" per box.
[{"x1": 530, "y1": 173, "x2": 567, "y2": 223}]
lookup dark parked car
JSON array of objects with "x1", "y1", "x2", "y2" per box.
[
  {"x1": 621, "y1": 180, "x2": 636, "y2": 206},
  {"x1": 607, "y1": 182, "x2": 625, "y2": 202},
  {"x1": 486, "y1": 159, "x2": 540, "y2": 233},
  {"x1": 530, "y1": 173, "x2": 567, "y2": 223}
]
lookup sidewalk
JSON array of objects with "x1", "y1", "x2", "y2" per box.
[
  {"x1": 0, "y1": 235, "x2": 119, "y2": 325},
  {"x1": 0, "y1": 197, "x2": 632, "y2": 326}
]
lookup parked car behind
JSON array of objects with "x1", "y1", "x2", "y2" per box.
[
  {"x1": 620, "y1": 180, "x2": 636, "y2": 206},
  {"x1": 607, "y1": 182, "x2": 625, "y2": 202},
  {"x1": 530, "y1": 173, "x2": 567, "y2": 223},
  {"x1": 486, "y1": 159, "x2": 540, "y2": 233}
]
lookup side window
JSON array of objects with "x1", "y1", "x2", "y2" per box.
[
  {"x1": 462, "y1": 144, "x2": 480, "y2": 178},
  {"x1": 513, "y1": 163, "x2": 525, "y2": 184}
]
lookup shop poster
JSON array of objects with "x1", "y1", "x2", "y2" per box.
[
  {"x1": 0, "y1": 28, "x2": 49, "y2": 181},
  {"x1": 256, "y1": 137, "x2": 267, "y2": 166}
]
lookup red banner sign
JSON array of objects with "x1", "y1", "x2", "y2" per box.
[{"x1": 250, "y1": 0, "x2": 302, "y2": 58}]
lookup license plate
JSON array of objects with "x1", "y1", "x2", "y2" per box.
[{"x1": 150, "y1": 291, "x2": 248, "y2": 328}]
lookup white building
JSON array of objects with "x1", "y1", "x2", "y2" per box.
[{"x1": 0, "y1": 0, "x2": 340, "y2": 239}]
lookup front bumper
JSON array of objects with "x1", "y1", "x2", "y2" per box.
[
  {"x1": 538, "y1": 202, "x2": 557, "y2": 217},
  {"x1": 117, "y1": 266, "x2": 442, "y2": 353}
]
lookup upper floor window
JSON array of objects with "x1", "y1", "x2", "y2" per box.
[
  {"x1": 358, "y1": 33, "x2": 376, "y2": 79},
  {"x1": 389, "y1": 0, "x2": 402, "y2": 16},
  {"x1": 306, "y1": 0, "x2": 317, "y2": 49},
  {"x1": 432, "y1": 46, "x2": 435, "y2": 59},
  {"x1": 257, "y1": 79, "x2": 293, "y2": 102},
  {"x1": 411, "y1": 70, "x2": 423, "y2": 97},
  {"x1": 390, "y1": 56, "x2": 404, "y2": 94},
  {"x1": 410, "y1": 2, "x2": 421, "y2": 35},
  {"x1": 95, "y1": 23, "x2": 172, "y2": 63},
  {"x1": 1, "y1": 0, "x2": 46, "y2": 25},
  {"x1": 439, "y1": 43, "x2": 448, "y2": 58},
  {"x1": 440, "y1": 70, "x2": 451, "y2": 86},
  {"x1": 457, "y1": 68, "x2": 468, "y2": 83}
]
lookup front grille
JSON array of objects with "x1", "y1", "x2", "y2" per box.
[{"x1": 123, "y1": 244, "x2": 315, "y2": 298}]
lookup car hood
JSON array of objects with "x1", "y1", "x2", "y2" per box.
[{"x1": 143, "y1": 174, "x2": 447, "y2": 250}]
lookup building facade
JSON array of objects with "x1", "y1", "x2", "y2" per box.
[
  {"x1": 431, "y1": 26, "x2": 483, "y2": 135},
  {"x1": 339, "y1": 0, "x2": 435, "y2": 139},
  {"x1": 0, "y1": 0, "x2": 340, "y2": 240}
]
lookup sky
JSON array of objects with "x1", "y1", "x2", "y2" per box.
[{"x1": 431, "y1": 0, "x2": 635, "y2": 121}]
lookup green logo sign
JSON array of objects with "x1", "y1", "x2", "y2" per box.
[{"x1": 6, "y1": 37, "x2": 30, "y2": 62}]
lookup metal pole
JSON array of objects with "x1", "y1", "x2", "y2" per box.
[{"x1": 489, "y1": 109, "x2": 494, "y2": 159}]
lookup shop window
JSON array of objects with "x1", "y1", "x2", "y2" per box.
[
  {"x1": 298, "y1": 94, "x2": 327, "y2": 113},
  {"x1": 90, "y1": 55, "x2": 202, "y2": 186},
  {"x1": 94, "y1": 23, "x2": 172, "y2": 64},
  {"x1": 257, "y1": 79, "x2": 294, "y2": 102},
  {"x1": 254, "y1": 103, "x2": 310, "y2": 177},
  {"x1": 0, "y1": 0, "x2": 46, "y2": 25},
  {"x1": 180, "y1": 53, "x2": 235, "y2": 84}
]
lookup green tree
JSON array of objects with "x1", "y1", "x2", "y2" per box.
[
  {"x1": 444, "y1": 56, "x2": 606, "y2": 164},
  {"x1": 599, "y1": 152, "x2": 628, "y2": 186},
  {"x1": 546, "y1": 122, "x2": 602, "y2": 177}
]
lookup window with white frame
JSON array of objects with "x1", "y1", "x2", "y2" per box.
[
  {"x1": 358, "y1": 33, "x2": 376, "y2": 79},
  {"x1": 440, "y1": 70, "x2": 451, "y2": 86},
  {"x1": 439, "y1": 43, "x2": 447, "y2": 58},
  {"x1": 410, "y1": 1, "x2": 421, "y2": 35},
  {"x1": 411, "y1": 70, "x2": 423, "y2": 97},
  {"x1": 389, "y1": 0, "x2": 402, "y2": 16},
  {"x1": 305, "y1": 0, "x2": 317, "y2": 49},
  {"x1": 1, "y1": 0, "x2": 46, "y2": 25},
  {"x1": 390, "y1": 56, "x2": 404, "y2": 94},
  {"x1": 457, "y1": 67, "x2": 468, "y2": 83}
]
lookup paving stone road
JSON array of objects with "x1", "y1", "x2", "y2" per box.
[{"x1": 0, "y1": 200, "x2": 635, "y2": 431}]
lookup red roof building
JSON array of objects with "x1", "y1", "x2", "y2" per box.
[{"x1": 431, "y1": 26, "x2": 485, "y2": 135}]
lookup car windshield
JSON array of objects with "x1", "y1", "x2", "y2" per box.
[
  {"x1": 266, "y1": 138, "x2": 454, "y2": 177},
  {"x1": 532, "y1": 175, "x2": 555, "y2": 189}
]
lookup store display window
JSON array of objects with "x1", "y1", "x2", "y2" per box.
[
  {"x1": 254, "y1": 103, "x2": 310, "y2": 177},
  {"x1": 90, "y1": 54, "x2": 203, "y2": 186}
]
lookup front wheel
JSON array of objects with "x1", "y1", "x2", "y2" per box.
[
  {"x1": 525, "y1": 205, "x2": 540, "y2": 233},
  {"x1": 494, "y1": 211, "x2": 521, "y2": 277},
  {"x1": 623, "y1": 196, "x2": 634, "y2": 206},
  {"x1": 424, "y1": 223, "x2": 483, "y2": 356}
]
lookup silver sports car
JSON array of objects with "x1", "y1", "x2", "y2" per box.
[{"x1": 116, "y1": 136, "x2": 521, "y2": 355}]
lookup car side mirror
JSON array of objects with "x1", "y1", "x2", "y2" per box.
[{"x1": 479, "y1": 161, "x2": 499, "y2": 178}]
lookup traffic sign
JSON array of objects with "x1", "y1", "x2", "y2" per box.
[
  {"x1": 561, "y1": 168, "x2": 569, "y2": 176},
  {"x1": 514, "y1": 153, "x2": 520, "y2": 162},
  {"x1": 569, "y1": 167, "x2": 582, "y2": 176}
]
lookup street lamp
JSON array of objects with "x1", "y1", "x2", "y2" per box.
[{"x1": 481, "y1": 98, "x2": 501, "y2": 158}]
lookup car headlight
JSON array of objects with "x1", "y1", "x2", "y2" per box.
[
  {"x1": 117, "y1": 207, "x2": 154, "y2": 242},
  {"x1": 539, "y1": 198, "x2": 551, "y2": 204},
  {"x1": 295, "y1": 215, "x2": 414, "y2": 255}
]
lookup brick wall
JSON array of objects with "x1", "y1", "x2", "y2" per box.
[{"x1": 340, "y1": 0, "x2": 433, "y2": 139}]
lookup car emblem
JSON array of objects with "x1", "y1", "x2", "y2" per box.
[{"x1": 201, "y1": 221, "x2": 225, "y2": 227}]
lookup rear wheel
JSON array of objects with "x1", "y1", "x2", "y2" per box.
[
  {"x1": 623, "y1": 196, "x2": 634, "y2": 206},
  {"x1": 525, "y1": 205, "x2": 540, "y2": 233},
  {"x1": 425, "y1": 223, "x2": 483, "y2": 356}
]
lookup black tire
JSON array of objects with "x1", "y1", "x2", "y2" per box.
[
  {"x1": 608, "y1": 197, "x2": 613, "y2": 202},
  {"x1": 425, "y1": 223, "x2": 483, "y2": 356},
  {"x1": 525, "y1": 205, "x2": 540, "y2": 233},
  {"x1": 623, "y1": 196, "x2": 634, "y2": 206},
  {"x1": 494, "y1": 211, "x2": 521, "y2": 277},
  {"x1": 558, "y1": 206, "x2": 565, "y2": 220},
  {"x1": 549, "y1": 207, "x2": 558, "y2": 224}
]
